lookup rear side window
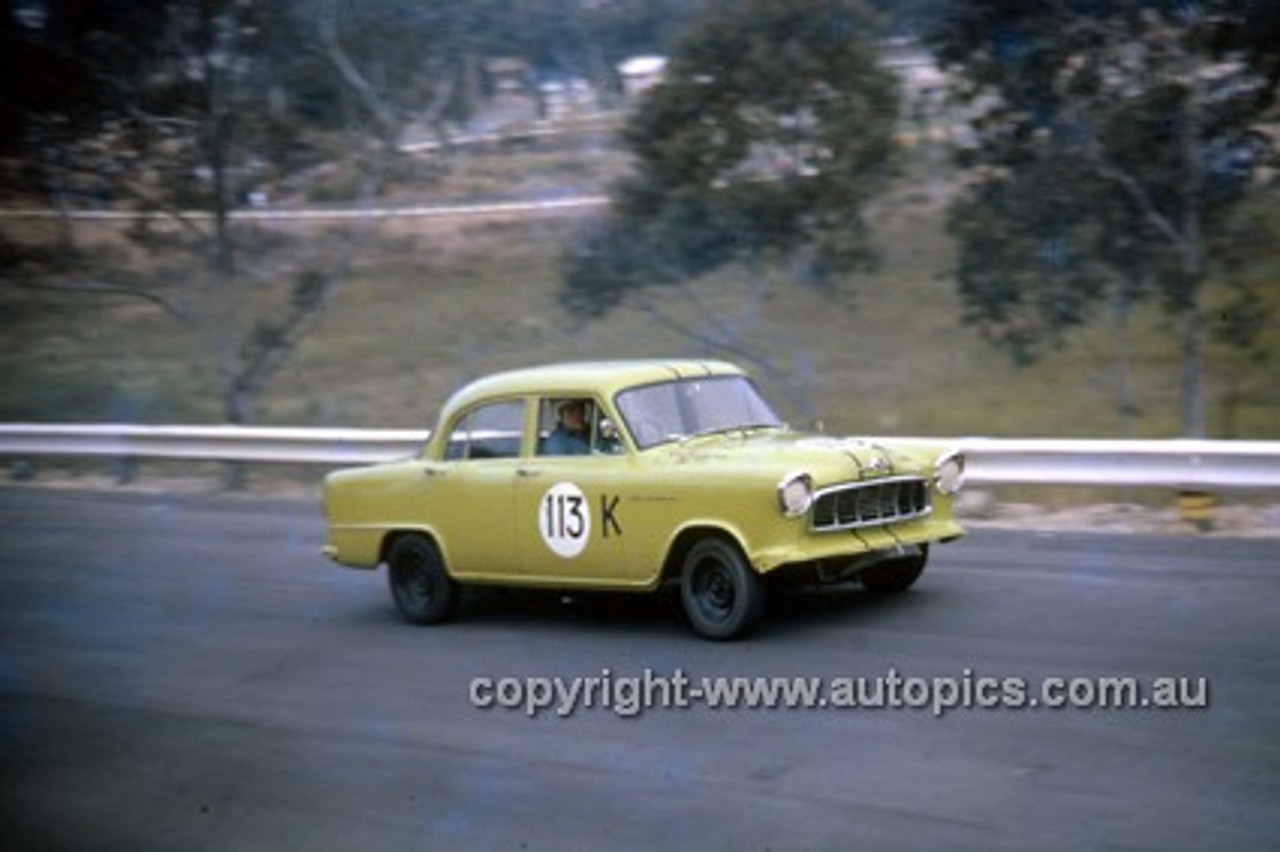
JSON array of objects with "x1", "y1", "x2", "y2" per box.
[{"x1": 443, "y1": 400, "x2": 525, "y2": 460}]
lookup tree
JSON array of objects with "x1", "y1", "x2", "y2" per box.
[
  {"x1": 0, "y1": 0, "x2": 172, "y2": 246},
  {"x1": 6, "y1": 0, "x2": 673, "y2": 445},
  {"x1": 292, "y1": 0, "x2": 482, "y2": 196},
  {"x1": 866, "y1": 0, "x2": 952, "y2": 36},
  {"x1": 2, "y1": 2, "x2": 353, "y2": 466},
  {"x1": 931, "y1": 0, "x2": 1279, "y2": 437},
  {"x1": 561, "y1": 0, "x2": 899, "y2": 319}
]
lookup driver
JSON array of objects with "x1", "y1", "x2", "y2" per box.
[{"x1": 543, "y1": 399, "x2": 591, "y2": 456}]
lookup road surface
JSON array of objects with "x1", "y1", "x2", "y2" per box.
[{"x1": 1, "y1": 488, "x2": 1276, "y2": 851}]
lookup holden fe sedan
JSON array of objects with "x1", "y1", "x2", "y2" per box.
[{"x1": 322, "y1": 360, "x2": 965, "y2": 639}]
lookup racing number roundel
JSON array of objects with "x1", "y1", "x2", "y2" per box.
[{"x1": 539, "y1": 482, "x2": 591, "y2": 558}]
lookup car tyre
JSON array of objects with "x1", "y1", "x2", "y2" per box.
[
  {"x1": 387, "y1": 535, "x2": 459, "y2": 625},
  {"x1": 860, "y1": 546, "x2": 929, "y2": 595},
  {"x1": 680, "y1": 537, "x2": 765, "y2": 640}
]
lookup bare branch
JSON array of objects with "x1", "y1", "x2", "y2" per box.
[
  {"x1": 233, "y1": 271, "x2": 338, "y2": 398},
  {"x1": 1090, "y1": 156, "x2": 1187, "y2": 254},
  {"x1": 313, "y1": 4, "x2": 399, "y2": 143},
  {"x1": 628, "y1": 283, "x2": 814, "y2": 418},
  {"x1": 11, "y1": 278, "x2": 191, "y2": 324}
]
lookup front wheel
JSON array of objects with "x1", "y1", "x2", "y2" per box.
[
  {"x1": 860, "y1": 546, "x2": 929, "y2": 595},
  {"x1": 386, "y1": 535, "x2": 460, "y2": 625},
  {"x1": 680, "y1": 537, "x2": 766, "y2": 640}
]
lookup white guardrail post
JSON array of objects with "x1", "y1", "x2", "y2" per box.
[{"x1": 0, "y1": 425, "x2": 1278, "y2": 491}]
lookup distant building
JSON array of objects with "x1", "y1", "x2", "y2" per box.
[
  {"x1": 618, "y1": 55, "x2": 668, "y2": 100},
  {"x1": 879, "y1": 38, "x2": 949, "y2": 111},
  {"x1": 485, "y1": 57, "x2": 531, "y2": 95},
  {"x1": 536, "y1": 75, "x2": 596, "y2": 120}
]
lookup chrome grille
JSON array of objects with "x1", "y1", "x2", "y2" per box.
[{"x1": 811, "y1": 477, "x2": 931, "y2": 531}]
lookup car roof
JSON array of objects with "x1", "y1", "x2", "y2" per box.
[{"x1": 443, "y1": 359, "x2": 747, "y2": 414}]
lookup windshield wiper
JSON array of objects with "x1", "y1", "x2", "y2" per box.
[{"x1": 737, "y1": 422, "x2": 783, "y2": 434}]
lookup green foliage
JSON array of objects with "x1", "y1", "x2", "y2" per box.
[
  {"x1": 933, "y1": 1, "x2": 1277, "y2": 321},
  {"x1": 563, "y1": 0, "x2": 899, "y2": 318},
  {"x1": 0, "y1": 1, "x2": 171, "y2": 155},
  {"x1": 1212, "y1": 195, "x2": 1280, "y2": 355},
  {"x1": 930, "y1": 0, "x2": 1278, "y2": 434},
  {"x1": 948, "y1": 159, "x2": 1108, "y2": 362}
]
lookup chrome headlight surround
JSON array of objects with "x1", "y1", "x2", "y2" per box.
[
  {"x1": 777, "y1": 472, "x2": 814, "y2": 517},
  {"x1": 933, "y1": 450, "x2": 966, "y2": 495}
]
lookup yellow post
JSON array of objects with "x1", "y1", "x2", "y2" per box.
[{"x1": 1177, "y1": 491, "x2": 1216, "y2": 532}]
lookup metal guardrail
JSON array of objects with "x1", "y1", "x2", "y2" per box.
[
  {"x1": 1, "y1": 424, "x2": 1278, "y2": 490},
  {"x1": 951, "y1": 437, "x2": 1280, "y2": 490},
  {"x1": 0, "y1": 424, "x2": 426, "y2": 466}
]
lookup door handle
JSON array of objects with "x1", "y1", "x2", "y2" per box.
[{"x1": 517, "y1": 467, "x2": 542, "y2": 478}]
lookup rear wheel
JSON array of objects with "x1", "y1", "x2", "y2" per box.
[
  {"x1": 860, "y1": 546, "x2": 929, "y2": 595},
  {"x1": 680, "y1": 537, "x2": 765, "y2": 640},
  {"x1": 386, "y1": 535, "x2": 459, "y2": 625}
]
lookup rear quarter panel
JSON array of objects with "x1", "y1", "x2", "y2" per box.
[{"x1": 323, "y1": 461, "x2": 428, "y2": 568}]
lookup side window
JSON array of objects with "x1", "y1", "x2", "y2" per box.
[
  {"x1": 537, "y1": 397, "x2": 624, "y2": 457},
  {"x1": 443, "y1": 400, "x2": 525, "y2": 461}
]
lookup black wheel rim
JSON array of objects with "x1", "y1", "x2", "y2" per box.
[
  {"x1": 691, "y1": 559, "x2": 735, "y2": 624},
  {"x1": 395, "y1": 558, "x2": 433, "y2": 611}
]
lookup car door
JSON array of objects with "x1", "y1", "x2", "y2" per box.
[
  {"x1": 512, "y1": 396, "x2": 634, "y2": 586},
  {"x1": 426, "y1": 398, "x2": 526, "y2": 581}
]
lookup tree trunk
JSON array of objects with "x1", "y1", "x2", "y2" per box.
[
  {"x1": 1179, "y1": 289, "x2": 1206, "y2": 439},
  {"x1": 202, "y1": 6, "x2": 237, "y2": 278},
  {"x1": 42, "y1": 145, "x2": 76, "y2": 253},
  {"x1": 1109, "y1": 284, "x2": 1136, "y2": 436},
  {"x1": 1178, "y1": 44, "x2": 1208, "y2": 440},
  {"x1": 222, "y1": 383, "x2": 253, "y2": 490}
]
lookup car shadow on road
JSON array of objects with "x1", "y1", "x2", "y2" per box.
[
  {"x1": 456, "y1": 586, "x2": 683, "y2": 637},
  {"x1": 432, "y1": 581, "x2": 933, "y2": 640},
  {"x1": 757, "y1": 583, "x2": 934, "y2": 638}
]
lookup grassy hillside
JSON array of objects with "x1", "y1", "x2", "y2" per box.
[{"x1": 1, "y1": 164, "x2": 1276, "y2": 443}]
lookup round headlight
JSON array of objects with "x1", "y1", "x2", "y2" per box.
[
  {"x1": 777, "y1": 473, "x2": 814, "y2": 517},
  {"x1": 933, "y1": 451, "x2": 965, "y2": 495}
]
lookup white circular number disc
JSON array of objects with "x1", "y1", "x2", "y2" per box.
[{"x1": 539, "y1": 482, "x2": 591, "y2": 558}]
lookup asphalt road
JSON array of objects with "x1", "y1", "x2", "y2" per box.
[{"x1": 1, "y1": 487, "x2": 1276, "y2": 851}]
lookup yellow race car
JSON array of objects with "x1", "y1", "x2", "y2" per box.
[{"x1": 323, "y1": 360, "x2": 964, "y2": 639}]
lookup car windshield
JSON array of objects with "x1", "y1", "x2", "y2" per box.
[{"x1": 615, "y1": 375, "x2": 783, "y2": 450}]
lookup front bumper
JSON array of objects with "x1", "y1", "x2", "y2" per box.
[{"x1": 750, "y1": 515, "x2": 964, "y2": 574}]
